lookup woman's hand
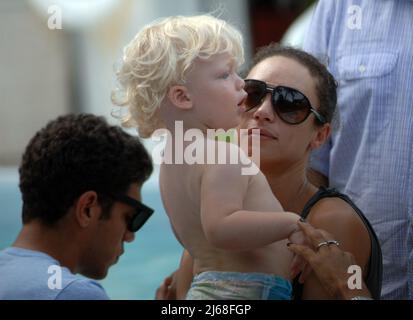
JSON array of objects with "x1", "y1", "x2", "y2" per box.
[{"x1": 288, "y1": 221, "x2": 372, "y2": 299}]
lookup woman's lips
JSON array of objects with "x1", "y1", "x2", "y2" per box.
[{"x1": 247, "y1": 128, "x2": 277, "y2": 140}]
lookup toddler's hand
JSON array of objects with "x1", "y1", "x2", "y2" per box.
[{"x1": 288, "y1": 226, "x2": 312, "y2": 280}]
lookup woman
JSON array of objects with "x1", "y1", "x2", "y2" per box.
[{"x1": 157, "y1": 44, "x2": 382, "y2": 300}]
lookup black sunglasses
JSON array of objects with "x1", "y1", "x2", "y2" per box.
[
  {"x1": 244, "y1": 79, "x2": 326, "y2": 125},
  {"x1": 106, "y1": 193, "x2": 154, "y2": 233}
]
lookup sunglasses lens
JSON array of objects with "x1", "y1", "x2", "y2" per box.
[
  {"x1": 129, "y1": 207, "x2": 154, "y2": 232},
  {"x1": 273, "y1": 87, "x2": 311, "y2": 124},
  {"x1": 128, "y1": 204, "x2": 154, "y2": 232},
  {"x1": 244, "y1": 80, "x2": 266, "y2": 110}
]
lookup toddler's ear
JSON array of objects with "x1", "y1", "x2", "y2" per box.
[{"x1": 167, "y1": 85, "x2": 193, "y2": 110}]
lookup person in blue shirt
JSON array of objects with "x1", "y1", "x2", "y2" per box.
[
  {"x1": 303, "y1": 0, "x2": 413, "y2": 299},
  {"x1": 0, "y1": 114, "x2": 154, "y2": 299}
]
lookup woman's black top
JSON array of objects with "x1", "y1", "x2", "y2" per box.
[{"x1": 292, "y1": 186, "x2": 383, "y2": 300}]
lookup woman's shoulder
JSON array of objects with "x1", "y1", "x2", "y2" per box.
[
  {"x1": 305, "y1": 195, "x2": 368, "y2": 239},
  {"x1": 306, "y1": 192, "x2": 371, "y2": 253},
  {"x1": 306, "y1": 192, "x2": 371, "y2": 271},
  {"x1": 307, "y1": 195, "x2": 356, "y2": 220}
]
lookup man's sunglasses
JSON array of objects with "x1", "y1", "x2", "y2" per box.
[
  {"x1": 244, "y1": 79, "x2": 326, "y2": 125},
  {"x1": 107, "y1": 193, "x2": 154, "y2": 233}
]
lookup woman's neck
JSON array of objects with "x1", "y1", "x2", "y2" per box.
[{"x1": 261, "y1": 160, "x2": 318, "y2": 213}]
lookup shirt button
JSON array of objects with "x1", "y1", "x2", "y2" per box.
[{"x1": 359, "y1": 64, "x2": 366, "y2": 73}]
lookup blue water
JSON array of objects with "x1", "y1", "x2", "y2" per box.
[{"x1": 0, "y1": 168, "x2": 183, "y2": 300}]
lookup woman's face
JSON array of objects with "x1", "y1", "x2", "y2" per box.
[{"x1": 239, "y1": 56, "x2": 328, "y2": 167}]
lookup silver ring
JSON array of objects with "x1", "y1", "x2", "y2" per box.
[
  {"x1": 327, "y1": 240, "x2": 340, "y2": 247},
  {"x1": 316, "y1": 241, "x2": 329, "y2": 251}
]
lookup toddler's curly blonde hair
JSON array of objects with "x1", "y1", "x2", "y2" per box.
[{"x1": 112, "y1": 15, "x2": 244, "y2": 138}]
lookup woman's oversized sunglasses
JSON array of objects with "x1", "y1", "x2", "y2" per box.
[{"x1": 244, "y1": 79, "x2": 326, "y2": 125}]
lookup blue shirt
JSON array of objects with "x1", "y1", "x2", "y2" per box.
[
  {"x1": 0, "y1": 247, "x2": 110, "y2": 300},
  {"x1": 303, "y1": 0, "x2": 413, "y2": 299}
]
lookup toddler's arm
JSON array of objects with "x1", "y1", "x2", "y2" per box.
[{"x1": 200, "y1": 162, "x2": 300, "y2": 251}]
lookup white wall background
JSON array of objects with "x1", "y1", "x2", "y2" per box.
[{"x1": 0, "y1": 0, "x2": 251, "y2": 165}]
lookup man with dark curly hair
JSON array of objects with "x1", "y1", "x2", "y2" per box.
[{"x1": 0, "y1": 114, "x2": 153, "y2": 299}]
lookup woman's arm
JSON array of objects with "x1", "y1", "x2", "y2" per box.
[
  {"x1": 200, "y1": 161, "x2": 299, "y2": 250},
  {"x1": 299, "y1": 198, "x2": 371, "y2": 299}
]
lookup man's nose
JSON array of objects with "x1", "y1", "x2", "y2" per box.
[{"x1": 124, "y1": 230, "x2": 135, "y2": 243}]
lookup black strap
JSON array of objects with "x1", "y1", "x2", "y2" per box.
[{"x1": 292, "y1": 187, "x2": 383, "y2": 300}]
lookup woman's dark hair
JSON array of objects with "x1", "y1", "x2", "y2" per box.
[
  {"x1": 19, "y1": 114, "x2": 153, "y2": 226},
  {"x1": 245, "y1": 43, "x2": 337, "y2": 125}
]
